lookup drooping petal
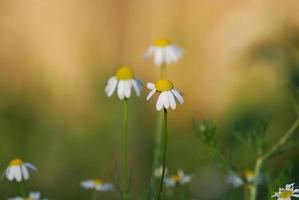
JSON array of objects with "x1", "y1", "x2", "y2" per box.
[
  {"x1": 81, "y1": 180, "x2": 94, "y2": 189},
  {"x1": 167, "y1": 91, "x2": 176, "y2": 109},
  {"x1": 132, "y1": 80, "x2": 142, "y2": 96},
  {"x1": 171, "y1": 89, "x2": 184, "y2": 104},
  {"x1": 15, "y1": 166, "x2": 22, "y2": 182},
  {"x1": 162, "y1": 92, "x2": 169, "y2": 109},
  {"x1": 123, "y1": 81, "x2": 131, "y2": 98},
  {"x1": 154, "y1": 48, "x2": 163, "y2": 66},
  {"x1": 146, "y1": 89, "x2": 156, "y2": 101},
  {"x1": 21, "y1": 165, "x2": 29, "y2": 180},
  {"x1": 117, "y1": 81, "x2": 125, "y2": 99},
  {"x1": 144, "y1": 46, "x2": 154, "y2": 59},
  {"x1": 105, "y1": 77, "x2": 118, "y2": 97},
  {"x1": 156, "y1": 93, "x2": 164, "y2": 111},
  {"x1": 25, "y1": 163, "x2": 37, "y2": 171}
]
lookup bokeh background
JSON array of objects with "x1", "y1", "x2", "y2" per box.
[{"x1": 1, "y1": 0, "x2": 299, "y2": 199}]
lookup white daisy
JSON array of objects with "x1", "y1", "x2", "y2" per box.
[
  {"x1": 145, "y1": 38, "x2": 183, "y2": 66},
  {"x1": 105, "y1": 66, "x2": 143, "y2": 100},
  {"x1": 8, "y1": 191, "x2": 47, "y2": 200},
  {"x1": 226, "y1": 169, "x2": 263, "y2": 188},
  {"x1": 272, "y1": 183, "x2": 299, "y2": 200},
  {"x1": 164, "y1": 170, "x2": 191, "y2": 187},
  {"x1": 146, "y1": 80, "x2": 184, "y2": 111},
  {"x1": 81, "y1": 179, "x2": 113, "y2": 192},
  {"x1": 5, "y1": 159, "x2": 37, "y2": 182},
  {"x1": 154, "y1": 166, "x2": 168, "y2": 178}
]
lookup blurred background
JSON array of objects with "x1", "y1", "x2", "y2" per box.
[{"x1": 1, "y1": 0, "x2": 299, "y2": 199}]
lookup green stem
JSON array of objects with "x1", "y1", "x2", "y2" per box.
[
  {"x1": 249, "y1": 117, "x2": 299, "y2": 200},
  {"x1": 123, "y1": 99, "x2": 129, "y2": 200},
  {"x1": 19, "y1": 182, "x2": 26, "y2": 198},
  {"x1": 91, "y1": 190, "x2": 97, "y2": 200},
  {"x1": 148, "y1": 65, "x2": 167, "y2": 200},
  {"x1": 157, "y1": 109, "x2": 168, "y2": 200}
]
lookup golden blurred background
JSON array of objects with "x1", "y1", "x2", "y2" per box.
[{"x1": 1, "y1": 0, "x2": 299, "y2": 199}]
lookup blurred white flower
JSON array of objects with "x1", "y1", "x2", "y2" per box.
[
  {"x1": 145, "y1": 39, "x2": 183, "y2": 66},
  {"x1": 146, "y1": 80, "x2": 184, "y2": 111},
  {"x1": 154, "y1": 166, "x2": 168, "y2": 178},
  {"x1": 272, "y1": 183, "x2": 299, "y2": 200},
  {"x1": 8, "y1": 191, "x2": 47, "y2": 200},
  {"x1": 81, "y1": 179, "x2": 113, "y2": 192},
  {"x1": 105, "y1": 66, "x2": 143, "y2": 100},
  {"x1": 5, "y1": 159, "x2": 37, "y2": 182},
  {"x1": 226, "y1": 169, "x2": 264, "y2": 188},
  {"x1": 165, "y1": 170, "x2": 191, "y2": 187}
]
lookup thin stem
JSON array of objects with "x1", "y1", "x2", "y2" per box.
[
  {"x1": 19, "y1": 182, "x2": 26, "y2": 198},
  {"x1": 249, "y1": 117, "x2": 299, "y2": 200},
  {"x1": 157, "y1": 109, "x2": 168, "y2": 200},
  {"x1": 148, "y1": 64, "x2": 167, "y2": 200},
  {"x1": 160, "y1": 66, "x2": 167, "y2": 79},
  {"x1": 123, "y1": 99, "x2": 129, "y2": 200},
  {"x1": 91, "y1": 190, "x2": 97, "y2": 200}
]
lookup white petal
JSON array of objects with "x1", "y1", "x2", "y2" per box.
[
  {"x1": 293, "y1": 194, "x2": 299, "y2": 197},
  {"x1": 171, "y1": 89, "x2": 184, "y2": 104},
  {"x1": 144, "y1": 46, "x2": 154, "y2": 59},
  {"x1": 146, "y1": 89, "x2": 156, "y2": 101},
  {"x1": 101, "y1": 183, "x2": 113, "y2": 191},
  {"x1": 132, "y1": 80, "x2": 142, "y2": 96},
  {"x1": 161, "y1": 92, "x2": 169, "y2": 109},
  {"x1": 29, "y1": 192, "x2": 41, "y2": 199},
  {"x1": 25, "y1": 163, "x2": 37, "y2": 171},
  {"x1": 123, "y1": 81, "x2": 131, "y2": 98},
  {"x1": 81, "y1": 180, "x2": 94, "y2": 189},
  {"x1": 15, "y1": 166, "x2": 22, "y2": 182},
  {"x1": 167, "y1": 91, "x2": 176, "y2": 109},
  {"x1": 21, "y1": 165, "x2": 29, "y2": 180},
  {"x1": 154, "y1": 48, "x2": 164, "y2": 66},
  {"x1": 105, "y1": 77, "x2": 117, "y2": 97},
  {"x1": 156, "y1": 93, "x2": 164, "y2": 111},
  {"x1": 6, "y1": 167, "x2": 14, "y2": 181},
  {"x1": 147, "y1": 83, "x2": 155, "y2": 90},
  {"x1": 117, "y1": 81, "x2": 125, "y2": 99}
]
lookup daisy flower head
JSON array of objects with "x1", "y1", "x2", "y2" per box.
[
  {"x1": 105, "y1": 66, "x2": 143, "y2": 100},
  {"x1": 272, "y1": 183, "x2": 299, "y2": 200},
  {"x1": 8, "y1": 191, "x2": 47, "y2": 200},
  {"x1": 145, "y1": 38, "x2": 183, "y2": 66},
  {"x1": 226, "y1": 169, "x2": 263, "y2": 188},
  {"x1": 154, "y1": 166, "x2": 168, "y2": 178},
  {"x1": 165, "y1": 170, "x2": 191, "y2": 187},
  {"x1": 5, "y1": 158, "x2": 37, "y2": 182},
  {"x1": 146, "y1": 80, "x2": 184, "y2": 111},
  {"x1": 81, "y1": 179, "x2": 113, "y2": 192}
]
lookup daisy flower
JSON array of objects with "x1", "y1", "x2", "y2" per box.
[
  {"x1": 8, "y1": 191, "x2": 47, "y2": 200},
  {"x1": 154, "y1": 166, "x2": 169, "y2": 178},
  {"x1": 146, "y1": 80, "x2": 184, "y2": 111},
  {"x1": 272, "y1": 183, "x2": 299, "y2": 200},
  {"x1": 5, "y1": 158, "x2": 37, "y2": 182},
  {"x1": 81, "y1": 179, "x2": 113, "y2": 192},
  {"x1": 226, "y1": 169, "x2": 264, "y2": 188},
  {"x1": 105, "y1": 66, "x2": 143, "y2": 100},
  {"x1": 165, "y1": 170, "x2": 191, "y2": 187},
  {"x1": 145, "y1": 38, "x2": 183, "y2": 66}
]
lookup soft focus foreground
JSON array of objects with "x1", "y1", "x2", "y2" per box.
[{"x1": 1, "y1": 0, "x2": 299, "y2": 199}]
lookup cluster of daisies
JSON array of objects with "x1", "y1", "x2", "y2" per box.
[{"x1": 105, "y1": 38, "x2": 184, "y2": 110}]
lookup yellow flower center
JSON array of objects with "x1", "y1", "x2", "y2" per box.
[
  {"x1": 155, "y1": 80, "x2": 173, "y2": 92},
  {"x1": 9, "y1": 158, "x2": 23, "y2": 166},
  {"x1": 171, "y1": 175, "x2": 182, "y2": 182},
  {"x1": 92, "y1": 179, "x2": 103, "y2": 185},
  {"x1": 116, "y1": 66, "x2": 134, "y2": 80},
  {"x1": 154, "y1": 38, "x2": 171, "y2": 47},
  {"x1": 280, "y1": 190, "x2": 293, "y2": 198},
  {"x1": 242, "y1": 169, "x2": 254, "y2": 181}
]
